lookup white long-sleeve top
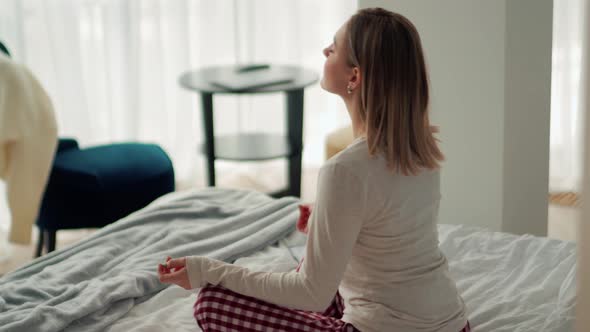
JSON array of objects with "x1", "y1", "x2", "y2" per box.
[
  {"x1": 0, "y1": 53, "x2": 57, "y2": 244},
  {"x1": 186, "y1": 136, "x2": 467, "y2": 332}
]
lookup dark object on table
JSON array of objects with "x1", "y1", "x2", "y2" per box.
[
  {"x1": 234, "y1": 64, "x2": 271, "y2": 73},
  {"x1": 209, "y1": 64, "x2": 293, "y2": 91}
]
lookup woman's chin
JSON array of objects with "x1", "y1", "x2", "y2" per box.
[{"x1": 319, "y1": 79, "x2": 336, "y2": 94}]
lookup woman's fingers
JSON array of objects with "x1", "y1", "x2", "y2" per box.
[
  {"x1": 158, "y1": 264, "x2": 169, "y2": 276},
  {"x1": 165, "y1": 257, "x2": 174, "y2": 271},
  {"x1": 167, "y1": 257, "x2": 186, "y2": 269},
  {"x1": 158, "y1": 256, "x2": 186, "y2": 275},
  {"x1": 159, "y1": 267, "x2": 186, "y2": 283},
  {"x1": 158, "y1": 261, "x2": 190, "y2": 289}
]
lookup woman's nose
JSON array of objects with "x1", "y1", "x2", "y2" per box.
[{"x1": 322, "y1": 47, "x2": 329, "y2": 58}]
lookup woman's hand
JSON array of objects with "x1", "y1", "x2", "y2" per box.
[
  {"x1": 297, "y1": 204, "x2": 313, "y2": 234},
  {"x1": 158, "y1": 256, "x2": 191, "y2": 290}
]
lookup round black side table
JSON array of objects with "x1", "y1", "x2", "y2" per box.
[{"x1": 179, "y1": 65, "x2": 318, "y2": 198}]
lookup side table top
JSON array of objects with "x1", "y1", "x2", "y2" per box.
[{"x1": 179, "y1": 64, "x2": 319, "y2": 94}]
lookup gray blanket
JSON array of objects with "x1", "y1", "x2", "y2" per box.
[{"x1": 0, "y1": 188, "x2": 299, "y2": 332}]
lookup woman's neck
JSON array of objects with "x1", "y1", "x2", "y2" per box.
[{"x1": 344, "y1": 96, "x2": 366, "y2": 139}]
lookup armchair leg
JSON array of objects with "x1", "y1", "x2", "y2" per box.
[
  {"x1": 35, "y1": 228, "x2": 45, "y2": 258},
  {"x1": 45, "y1": 230, "x2": 57, "y2": 254}
]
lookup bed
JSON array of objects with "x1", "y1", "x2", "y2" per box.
[{"x1": 0, "y1": 188, "x2": 576, "y2": 332}]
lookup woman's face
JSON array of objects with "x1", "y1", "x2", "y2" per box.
[{"x1": 320, "y1": 23, "x2": 355, "y2": 96}]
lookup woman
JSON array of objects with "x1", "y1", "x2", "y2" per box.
[{"x1": 159, "y1": 7, "x2": 470, "y2": 332}]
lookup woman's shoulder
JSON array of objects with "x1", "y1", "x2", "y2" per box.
[{"x1": 321, "y1": 146, "x2": 370, "y2": 183}]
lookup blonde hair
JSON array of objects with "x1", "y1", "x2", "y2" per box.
[{"x1": 346, "y1": 8, "x2": 444, "y2": 175}]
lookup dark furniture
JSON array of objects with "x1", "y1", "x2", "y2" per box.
[
  {"x1": 36, "y1": 139, "x2": 175, "y2": 256},
  {"x1": 179, "y1": 65, "x2": 318, "y2": 198}
]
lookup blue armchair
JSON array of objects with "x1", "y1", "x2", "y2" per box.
[{"x1": 35, "y1": 139, "x2": 175, "y2": 256}]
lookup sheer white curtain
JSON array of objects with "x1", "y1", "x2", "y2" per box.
[
  {"x1": 0, "y1": 0, "x2": 356, "y2": 234},
  {"x1": 550, "y1": 0, "x2": 586, "y2": 193}
]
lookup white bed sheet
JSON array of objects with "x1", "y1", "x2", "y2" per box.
[
  {"x1": 105, "y1": 230, "x2": 306, "y2": 332},
  {"x1": 105, "y1": 224, "x2": 576, "y2": 332}
]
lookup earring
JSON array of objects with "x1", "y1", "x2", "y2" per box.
[{"x1": 347, "y1": 83, "x2": 353, "y2": 94}]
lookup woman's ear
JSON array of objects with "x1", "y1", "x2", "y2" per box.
[{"x1": 348, "y1": 67, "x2": 361, "y2": 90}]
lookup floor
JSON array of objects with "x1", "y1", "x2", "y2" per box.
[
  {"x1": 0, "y1": 166, "x2": 580, "y2": 276},
  {"x1": 548, "y1": 204, "x2": 579, "y2": 242}
]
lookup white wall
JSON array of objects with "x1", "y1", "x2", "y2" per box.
[
  {"x1": 358, "y1": 0, "x2": 552, "y2": 235},
  {"x1": 576, "y1": 1, "x2": 590, "y2": 330},
  {"x1": 502, "y1": 0, "x2": 553, "y2": 235}
]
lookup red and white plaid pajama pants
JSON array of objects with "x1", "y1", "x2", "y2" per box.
[
  {"x1": 193, "y1": 259, "x2": 471, "y2": 332},
  {"x1": 194, "y1": 285, "x2": 357, "y2": 331}
]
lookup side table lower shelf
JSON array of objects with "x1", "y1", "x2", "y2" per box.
[
  {"x1": 200, "y1": 133, "x2": 303, "y2": 198},
  {"x1": 200, "y1": 133, "x2": 299, "y2": 161}
]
